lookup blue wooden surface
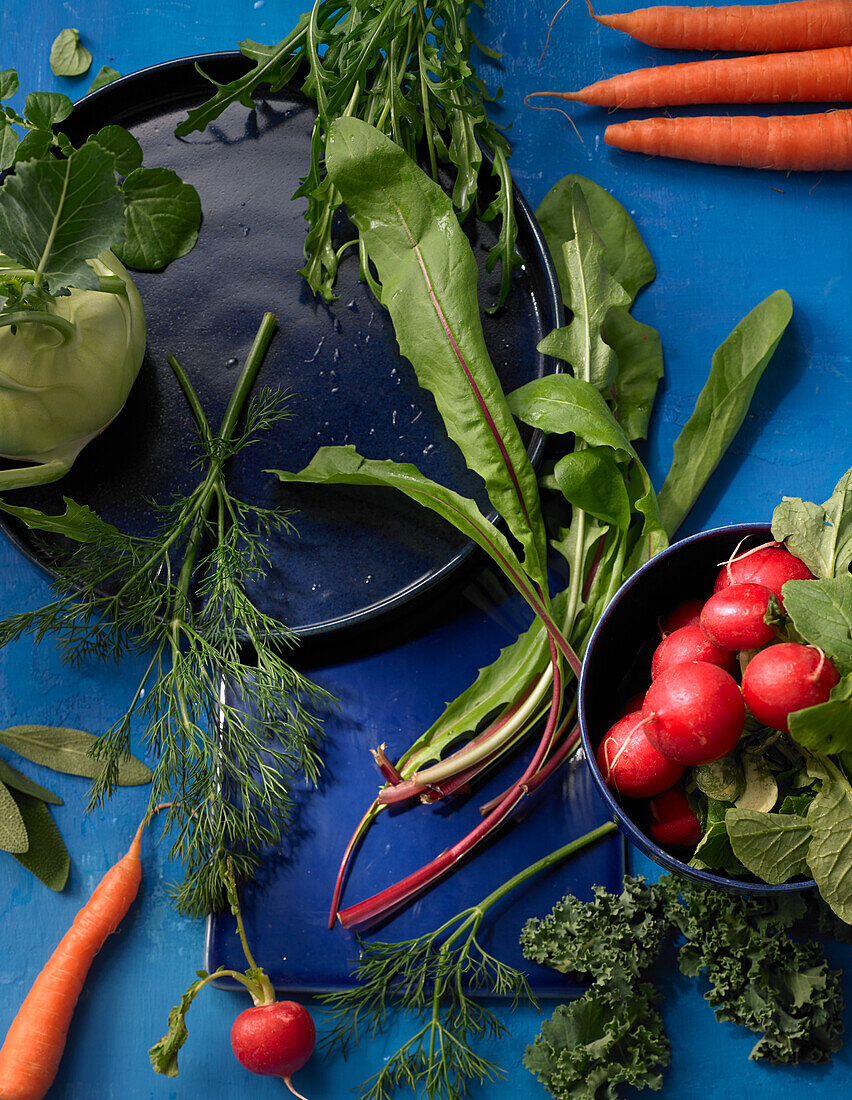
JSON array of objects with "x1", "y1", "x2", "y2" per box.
[{"x1": 2, "y1": 2, "x2": 851, "y2": 1098}]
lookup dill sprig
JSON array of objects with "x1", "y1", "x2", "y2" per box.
[
  {"x1": 0, "y1": 312, "x2": 334, "y2": 916},
  {"x1": 320, "y1": 822, "x2": 617, "y2": 1100}
]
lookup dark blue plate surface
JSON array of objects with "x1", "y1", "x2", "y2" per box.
[{"x1": 0, "y1": 54, "x2": 562, "y2": 647}]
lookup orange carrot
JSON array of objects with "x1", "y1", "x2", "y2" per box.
[
  {"x1": 0, "y1": 814, "x2": 149, "y2": 1100},
  {"x1": 528, "y1": 44, "x2": 852, "y2": 106},
  {"x1": 604, "y1": 108, "x2": 852, "y2": 169},
  {"x1": 590, "y1": 0, "x2": 852, "y2": 52}
]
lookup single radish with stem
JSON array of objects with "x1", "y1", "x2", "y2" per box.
[
  {"x1": 714, "y1": 541, "x2": 815, "y2": 603},
  {"x1": 642, "y1": 661, "x2": 745, "y2": 765},
  {"x1": 651, "y1": 623, "x2": 737, "y2": 679},
  {"x1": 742, "y1": 642, "x2": 840, "y2": 732},
  {"x1": 700, "y1": 582, "x2": 778, "y2": 650},
  {"x1": 596, "y1": 711, "x2": 685, "y2": 797},
  {"x1": 149, "y1": 861, "x2": 314, "y2": 1098}
]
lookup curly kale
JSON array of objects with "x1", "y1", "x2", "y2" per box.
[{"x1": 521, "y1": 874, "x2": 845, "y2": 1100}]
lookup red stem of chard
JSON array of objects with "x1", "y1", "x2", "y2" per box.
[{"x1": 337, "y1": 637, "x2": 563, "y2": 929}]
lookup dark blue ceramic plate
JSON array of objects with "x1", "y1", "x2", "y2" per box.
[
  {"x1": 0, "y1": 54, "x2": 562, "y2": 650},
  {"x1": 579, "y1": 523, "x2": 816, "y2": 894},
  {"x1": 206, "y1": 575, "x2": 625, "y2": 996}
]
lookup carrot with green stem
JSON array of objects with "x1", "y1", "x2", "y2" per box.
[
  {"x1": 589, "y1": 0, "x2": 852, "y2": 52},
  {"x1": 605, "y1": 108, "x2": 852, "y2": 169},
  {"x1": 526, "y1": 44, "x2": 852, "y2": 107},
  {"x1": 0, "y1": 805, "x2": 167, "y2": 1100}
]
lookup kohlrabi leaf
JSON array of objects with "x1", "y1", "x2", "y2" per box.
[
  {"x1": 23, "y1": 91, "x2": 74, "y2": 131},
  {"x1": 88, "y1": 66, "x2": 122, "y2": 94},
  {"x1": 788, "y1": 675, "x2": 852, "y2": 755},
  {"x1": 536, "y1": 174, "x2": 655, "y2": 305},
  {"x1": 508, "y1": 374, "x2": 634, "y2": 456},
  {"x1": 537, "y1": 191, "x2": 631, "y2": 391},
  {"x1": 725, "y1": 808, "x2": 811, "y2": 884},
  {"x1": 554, "y1": 448, "x2": 631, "y2": 531},
  {"x1": 0, "y1": 121, "x2": 19, "y2": 171},
  {"x1": 0, "y1": 70, "x2": 19, "y2": 101},
  {"x1": 805, "y1": 755, "x2": 852, "y2": 923},
  {"x1": 782, "y1": 576, "x2": 852, "y2": 675},
  {"x1": 656, "y1": 289, "x2": 793, "y2": 537},
  {"x1": 12, "y1": 129, "x2": 53, "y2": 165},
  {"x1": 772, "y1": 465, "x2": 852, "y2": 580},
  {"x1": 604, "y1": 306, "x2": 664, "y2": 443},
  {"x1": 0, "y1": 141, "x2": 125, "y2": 294},
  {"x1": 11, "y1": 791, "x2": 70, "y2": 891},
  {"x1": 88, "y1": 126, "x2": 143, "y2": 175},
  {"x1": 0, "y1": 726, "x2": 152, "y2": 785},
  {"x1": 0, "y1": 756, "x2": 62, "y2": 805},
  {"x1": 324, "y1": 117, "x2": 548, "y2": 592},
  {"x1": 116, "y1": 166, "x2": 203, "y2": 270},
  {"x1": 49, "y1": 29, "x2": 93, "y2": 78}
]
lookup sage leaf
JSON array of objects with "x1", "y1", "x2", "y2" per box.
[
  {"x1": 782, "y1": 576, "x2": 852, "y2": 674},
  {"x1": 10, "y1": 791, "x2": 70, "y2": 891},
  {"x1": 0, "y1": 70, "x2": 19, "y2": 101},
  {"x1": 656, "y1": 289, "x2": 793, "y2": 536},
  {"x1": 0, "y1": 756, "x2": 62, "y2": 805},
  {"x1": 0, "y1": 778, "x2": 28, "y2": 853},
  {"x1": 324, "y1": 117, "x2": 548, "y2": 591},
  {"x1": 89, "y1": 126, "x2": 143, "y2": 176},
  {"x1": 554, "y1": 448, "x2": 631, "y2": 531},
  {"x1": 726, "y1": 808, "x2": 810, "y2": 884},
  {"x1": 24, "y1": 91, "x2": 74, "y2": 131},
  {"x1": 508, "y1": 374, "x2": 634, "y2": 456},
  {"x1": 536, "y1": 174, "x2": 655, "y2": 305},
  {"x1": 117, "y1": 166, "x2": 203, "y2": 270},
  {"x1": 50, "y1": 29, "x2": 93, "y2": 78},
  {"x1": 788, "y1": 675, "x2": 852, "y2": 755},
  {"x1": 537, "y1": 193, "x2": 631, "y2": 391},
  {"x1": 805, "y1": 755, "x2": 852, "y2": 923},
  {"x1": 0, "y1": 141, "x2": 125, "y2": 294},
  {"x1": 772, "y1": 465, "x2": 852, "y2": 580},
  {"x1": 0, "y1": 726, "x2": 152, "y2": 785},
  {"x1": 88, "y1": 66, "x2": 122, "y2": 94},
  {"x1": 604, "y1": 306, "x2": 664, "y2": 443}
]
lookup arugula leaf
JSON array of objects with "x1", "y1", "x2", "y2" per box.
[
  {"x1": 788, "y1": 674, "x2": 852, "y2": 754},
  {"x1": 0, "y1": 497, "x2": 118, "y2": 543},
  {"x1": 324, "y1": 117, "x2": 547, "y2": 591},
  {"x1": 782, "y1": 576, "x2": 852, "y2": 674},
  {"x1": 49, "y1": 29, "x2": 93, "y2": 78},
  {"x1": 772, "y1": 465, "x2": 852, "y2": 579},
  {"x1": 10, "y1": 791, "x2": 70, "y2": 891},
  {"x1": 0, "y1": 142, "x2": 125, "y2": 294},
  {"x1": 117, "y1": 166, "x2": 203, "y2": 270},
  {"x1": 805, "y1": 755, "x2": 852, "y2": 923},
  {"x1": 480, "y1": 147, "x2": 522, "y2": 312},
  {"x1": 656, "y1": 289, "x2": 793, "y2": 535},
  {"x1": 725, "y1": 807, "x2": 811, "y2": 884},
  {"x1": 88, "y1": 66, "x2": 121, "y2": 94},
  {"x1": 536, "y1": 174, "x2": 655, "y2": 305}
]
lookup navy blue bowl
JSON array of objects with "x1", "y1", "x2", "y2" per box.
[{"x1": 578, "y1": 522, "x2": 816, "y2": 894}]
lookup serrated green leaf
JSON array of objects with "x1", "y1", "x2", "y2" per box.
[
  {"x1": 23, "y1": 91, "x2": 73, "y2": 131},
  {"x1": 49, "y1": 29, "x2": 93, "y2": 78},
  {"x1": 88, "y1": 127, "x2": 143, "y2": 176},
  {"x1": 788, "y1": 674, "x2": 852, "y2": 755},
  {"x1": 88, "y1": 66, "x2": 121, "y2": 94},
  {"x1": 0, "y1": 726, "x2": 152, "y2": 785},
  {"x1": 10, "y1": 791, "x2": 69, "y2": 891},
  {"x1": 0, "y1": 142, "x2": 125, "y2": 294},
  {"x1": 0, "y1": 777, "x2": 28, "y2": 853},
  {"x1": 772, "y1": 466, "x2": 852, "y2": 580},
  {"x1": 115, "y1": 166, "x2": 202, "y2": 270},
  {"x1": 0, "y1": 70, "x2": 19, "y2": 102},
  {"x1": 0, "y1": 496, "x2": 119, "y2": 544},
  {"x1": 805, "y1": 755, "x2": 852, "y2": 923},
  {"x1": 782, "y1": 576, "x2": 852, "y2": 675},
  {"x1": 0, "y1": 756, "x2": 62, "y2": 804},
  {"x1": 726, "y1": 807, "x2": 811, "y2": 884}
]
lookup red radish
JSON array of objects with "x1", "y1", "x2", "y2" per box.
[
  {"x1": 231, "y1": 1001, "x2": 316, "y2": 1097},
  {"x1": 651, "y1": 623, "x2": 737, "y2": 679},
  {"x1": 649, "y1": 787, "x2": 703, "y2": 848},
  {"x1": 596, "y1": 711, "x2": 685, "y2": 797},
  {"x1": 616, "y1": 689, "x2": 648, "y2": 718},
  {"x1": 714, "y1": 543, "x2": 814, "y2": 606},
  {"x1": 659, "y1": 597, "x2": 704, "y2": 636},
  {"x1": 643, "y1": 661, "x2": 745, "y2": 765},
  {"x1": 699, "y1": 583, "x2": 777, "y2": 650},
  {"x1": 742, "y1": 642, "x2": 840, "y2": 731}
]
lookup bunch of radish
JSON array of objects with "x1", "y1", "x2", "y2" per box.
[{"x1": 596, "y1": 540, "x2": 840, "y2": 851}]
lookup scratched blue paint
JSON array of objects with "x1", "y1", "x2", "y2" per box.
[{"x1": 2, "y1": 2, "x2": 852, "y2": 1098}]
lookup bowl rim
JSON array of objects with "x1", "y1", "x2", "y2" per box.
[{"x1": 578, "y1": 521, "x2": 816, "y2": 894}]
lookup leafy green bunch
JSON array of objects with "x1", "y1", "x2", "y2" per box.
[
  {"x1": 521, "y1": 875, "x2": 844, "y2": 1100},
  {"x1": 176, "y1": 0, "x2": 520, "y2": 305}
]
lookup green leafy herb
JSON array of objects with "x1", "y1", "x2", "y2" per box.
[
  {"x1": 117, "y1": 166, "x2": 203, "y2": 269},
  {"x1": 49, "y1": 29, "x2": 93, "y2": 78},
  {"x1": 804, "y1": 755, "x2": 852, "y2": 923},
  {"x1": 0, "y1": 778, "x2": 28, "y2": 853},
  {"x1": 772, "y1": 465, "x2": 852, "y2": 579},
  {"x1": 725, "y1": 806, "x2": 811, "y2": 883},
  {"x1": 0, "y1": 756, "x2": 62, "y2": 805},
  {"x1": 782, "y1": 576, "x2": 852, "y2": 675},
  {"x1": 88, "y1": 66, "x2": 121, "y2": 93},
  {"x1": 10, "y1": 791, "x2": 70, "y2": 891}
]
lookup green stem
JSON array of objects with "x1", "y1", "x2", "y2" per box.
[
  {"x1": 168, "y1": 354, "x2": 212, "y2": 442},
  {"x1": 218, "y1": 312, "x2": 278, "y2": 443},
  {"x1": 0, "y1": 311, "x2": 76, "y2": 342}
]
